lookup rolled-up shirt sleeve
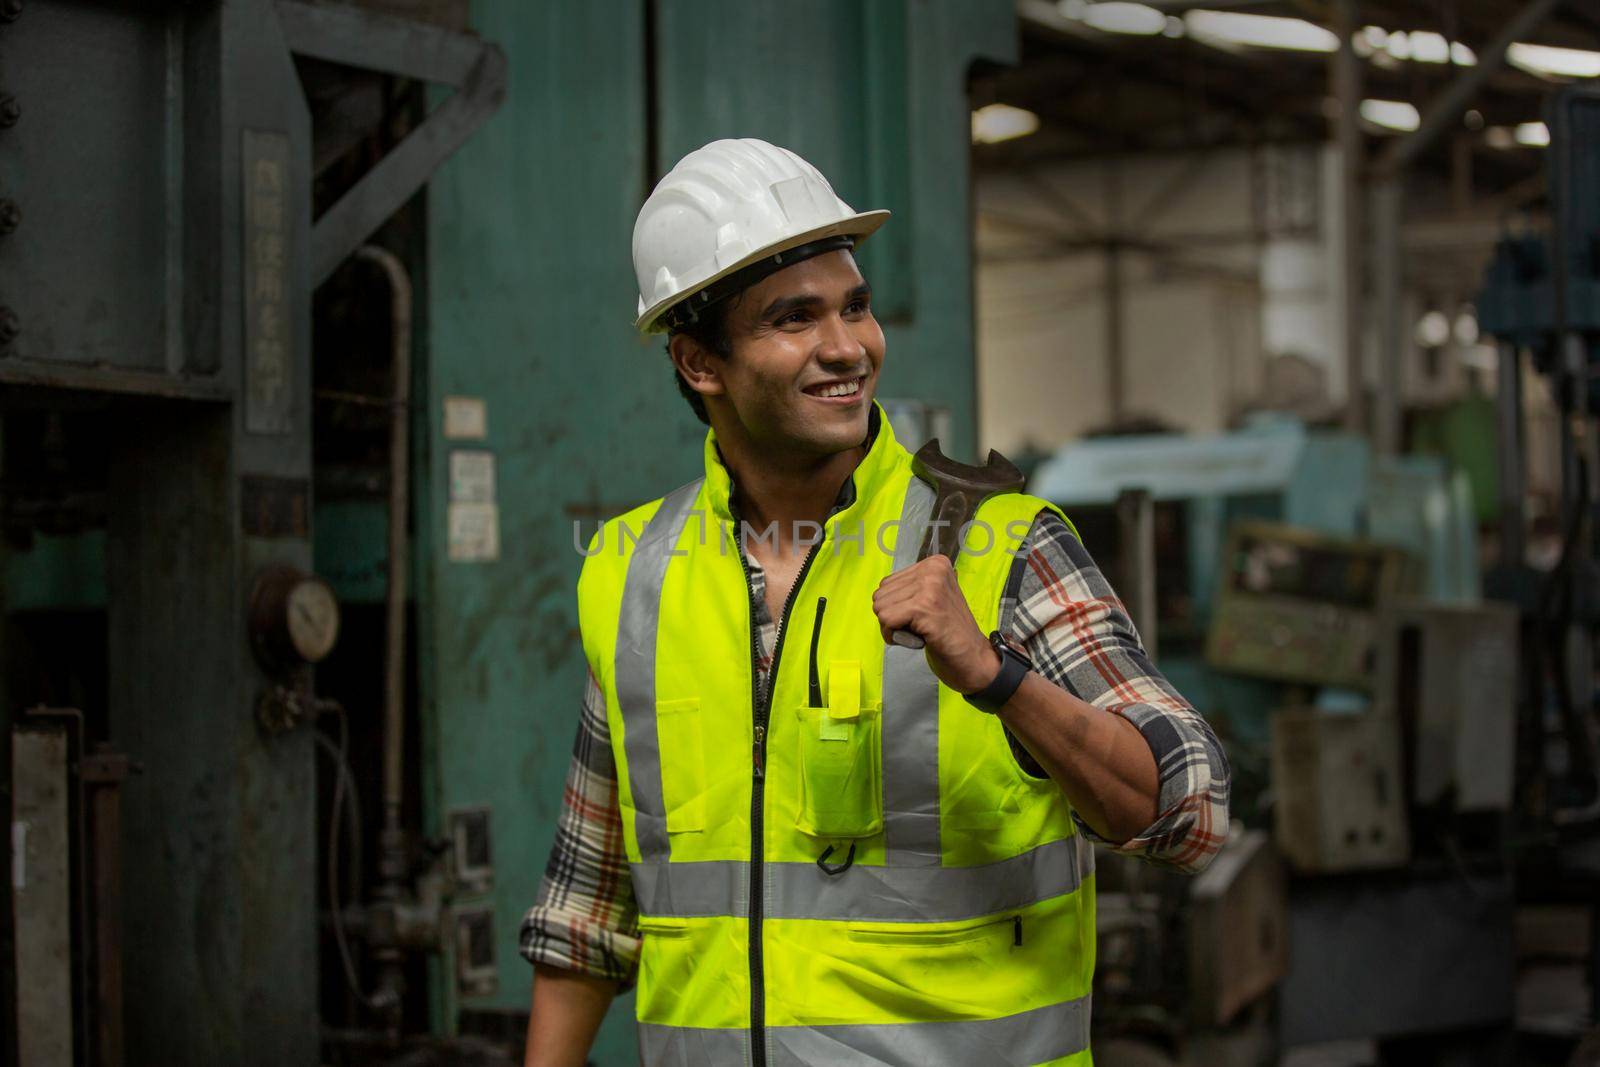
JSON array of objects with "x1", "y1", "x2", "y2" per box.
[
  {"x1": 519, "y1": 669, "x2": 641, "y2": 984},
  {"x1": 1000, "y1": 510, "x2": 1232, "y2": 873}
]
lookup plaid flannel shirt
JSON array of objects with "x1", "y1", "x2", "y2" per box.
[{"x1": 520, "y1": 508, "x2": 1231, "y2": 983}]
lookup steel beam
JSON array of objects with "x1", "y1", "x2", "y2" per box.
[
  {"x1": 1374, "y1": 0, "x2": 1564, "y2": 179},
  {"x1": 1496, "y1": 340, "x2": 1525, "y2": 567},
  {"x1": 0, "y1": 358, "x2": 231, "y2": 402},
  {"x1": 275, "y1": 1, "x2": 507, "y2": 285},
  {"x1": 1372, "y1": 178, "x2": 1403, "y2": 455},
  {"x1": 1115, "y1": 488, "x2": 1158, "y2": 657},
  {"x1": 276, "y1": 0, "x2": 482, "y2": 86},
  {"x1": 1332, "y1": 0, "x2": 1364, "y2": 435}
]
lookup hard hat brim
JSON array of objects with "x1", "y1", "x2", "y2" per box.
[{"x1": 635, "y1": 208, "x2": 891, "y2": 334}]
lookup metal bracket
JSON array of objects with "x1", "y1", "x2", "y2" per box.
[{"x1": 275, "y1": 1, "x2": 507, "y2": 286}]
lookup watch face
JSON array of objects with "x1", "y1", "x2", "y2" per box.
[{"x1": 991, "y1": 630, "x2": 1028, "y2": 665}]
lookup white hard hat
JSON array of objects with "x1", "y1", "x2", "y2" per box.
[{"x1": 632, "y1": 138, "x2": 890, "y2": 334}]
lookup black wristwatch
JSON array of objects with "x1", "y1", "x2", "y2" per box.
[{"x1": 965, "y1": 631, "x2": 1031, "y2": 714}]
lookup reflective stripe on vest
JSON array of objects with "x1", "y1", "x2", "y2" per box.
[
  {"x1": 639, "y1": 997, "x2": 1093, "y2": 1067},
  {"x1": 881, "y1": 476, "x2": 941, "y2": 866},
  {"x1": 615, "y1": 478, "x2": 705, "y2": 862},
  {"x1": 630, "y1": 833, "x2": 1093, "y2": 921}
]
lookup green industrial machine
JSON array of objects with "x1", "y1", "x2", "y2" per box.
[{"x1": 2, "y1": 1, "x2": 1017, "y2": 1063}]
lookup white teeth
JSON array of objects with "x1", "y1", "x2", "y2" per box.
[{"x1": 816, "y1": 379, "x2": 860, "y2": 398}]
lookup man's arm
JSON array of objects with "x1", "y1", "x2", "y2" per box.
[
  {"x1": 999, "y1": 510, "x2": 1230, "y2": 870},
  {"x1": 520, "y1": 669, "x2": 640, "y2": 1064},
  {"x1": 993, "y1": 671, "x2": 1160, "y2": 842},
  {"x1": 524, "y1": 965, "x2": 617, "y2": 1067},
  {"x1": 871, "y1": 509, "x2": 1230, "y2": 871}
]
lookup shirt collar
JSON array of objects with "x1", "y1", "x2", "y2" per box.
[{"x1": 702, "y1": 401, "x2": 898, "y2": 527}]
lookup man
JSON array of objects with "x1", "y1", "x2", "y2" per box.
[{"x1": 523, "y1": 138, "x2": 1229, "y2": 1067}]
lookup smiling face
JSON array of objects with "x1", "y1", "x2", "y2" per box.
[{"x1": 669, "y1": 250, "x2": 885, "y2": 464}]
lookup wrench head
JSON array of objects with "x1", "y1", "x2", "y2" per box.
[{"x1": 908, "y1": 439, "x2": 1027, "y2": 561}]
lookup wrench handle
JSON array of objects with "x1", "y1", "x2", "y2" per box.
[{"x1": 889, "y1": 628, "x2": 925, "y2": 650}]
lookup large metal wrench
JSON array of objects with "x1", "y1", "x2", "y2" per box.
[{"x1": 889, "y1": 440, "x2": 1026, "y2": 649}]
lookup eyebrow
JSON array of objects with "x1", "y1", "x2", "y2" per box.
[{"x1": 758, "y1": 282, "x2": 872, "y2": 323}]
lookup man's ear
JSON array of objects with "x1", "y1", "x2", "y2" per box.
[{"x1": 668, "y1": 333, "x2": 727, "y2": 401}]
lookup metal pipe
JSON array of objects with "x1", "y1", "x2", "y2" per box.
[
  {"x1": 354, "y1": 244, "x2": 412, "y2": 1029},
  {"x1": 1106, "y1": 240, "x2": 1126, "y2": 425},
  {"x1": 1497, "y1": 340, "x2": 1525, "y2": 568},
  {"x1": 1116, "y1": 488, "x2": 1158, "y2": 659},
  {"x1": 1372, "y1": 179, "x2": 1404, "y2": 455},
  {"x1": 1332, "y1": 0, "x2": 1364, "y2": 434},
  {"x1": 1104, "y1": 100, "x2": 1126, "y2": 426}
]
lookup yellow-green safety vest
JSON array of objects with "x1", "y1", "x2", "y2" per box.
[{"x1": 577, "y1": 407, "x2": 1096, "y2": 1066}]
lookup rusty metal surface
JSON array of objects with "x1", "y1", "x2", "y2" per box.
[
  {"x1": 1271, "y1": 711, "x2": 1412, "y2": 873},
  {"x1": 0, "y1": 4, "x2": 174, "y2": 373},
  {"x1": 1186, "y1": 829, "x2": 1288, "y2": 1027},
  {"x1": 277, "y1": 0, "x2": 480, "y2": 83},
  {"x1": 349, "y1": 0, "x2": 469, "y2": 32},
  {"x1": 12, "y1": 725, "x2": 74, "y2": 1067},
  {"x1": 83, "y1": 747, "x2": 130, "y2": 1067},
  {"x1": 0, "y1": 358, "x2": 230, "y2": 401},
  {"x1": 241, "y1": 475, "x2": 311, "y2": 539},
  {"x1": 1378, "y1": 599, "x2": 1520, "y2": 812}
]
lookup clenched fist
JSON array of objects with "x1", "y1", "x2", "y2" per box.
[{"x1": 872, "y1": 555, "x2": 1003, "y2": 695}]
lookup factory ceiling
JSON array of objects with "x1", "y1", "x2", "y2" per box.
[{"x1": 976, "y1": 0, "x2": 1600, "y2": 204}]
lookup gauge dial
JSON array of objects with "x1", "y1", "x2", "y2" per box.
[
  {"x1": 249, "y1": 566, "x2": 342, "y2": 674},
  {"x1": 286, "y1": 578, "x2": 340, "y2": 663}
]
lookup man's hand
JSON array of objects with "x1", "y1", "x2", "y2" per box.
[{"x1": 872, "y1": 555, "x2": 1002, "y2": 694}]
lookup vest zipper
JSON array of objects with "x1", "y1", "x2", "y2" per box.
[{"x1": 737, "y1": 532, "x2": 822, "y2": 1067}]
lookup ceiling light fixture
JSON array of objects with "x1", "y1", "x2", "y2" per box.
[
  {"x1": 1408, "y1": 31, "x2": 1450, "y2": 64},
  {"x1": 971, "y1": 104, "x2": 1041, "y2": 145},
  {"x1": 1507, "y1": 42, "x2": 1600, "y2": 79},
  {"x1": 1360, "y1": 99, "x2": 1422, "y2": 133},
  {"x1": 1416, "y1": 311, "x2": 1451, "y2": 349},
  {"x1": 1515, "y1": 121, "x2": 1551, "y2": 148},
  {"x1": 1079, "y1": 1, "x2": 1168, "y2": 35},
  {"x1": 1185, "y1": 10, "x2": 1338, "y2": 52}
]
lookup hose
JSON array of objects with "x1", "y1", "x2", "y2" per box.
[{"x1": 313, "y1": 699, "x2": 380, "y2": 1012}]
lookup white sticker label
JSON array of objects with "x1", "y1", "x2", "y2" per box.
[
  {"x1": 448, "y1": 502, "x2": 501, "y2": 562},
  {"x1": 444, "y1": 396, "x2": 488, "y2": 440},
  {"x1": 11, "y1": 821, "x2": 25, "y2": 890},
  {"x1": 450, "y1": 450, "x2": 497, "y2": 504}
]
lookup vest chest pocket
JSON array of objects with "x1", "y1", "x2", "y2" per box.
[
  {"x1": 794, "y1": 661, "x2": 883, "y2": 840},
  {"x1": 655, "y1": 697, "x2": 706, "y2": 833}
]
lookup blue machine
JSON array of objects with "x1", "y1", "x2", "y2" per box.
[
  {"x1": 1029, "y1": 413, "x2": 1479, "y2": 832},
  {"x1": 1478, "y1": 87, "x2": 1600, "y2": 409}
]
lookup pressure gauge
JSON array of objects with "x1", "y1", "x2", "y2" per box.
[
  {"x1": 285, "y1": 578, "x2": 340, "y2": 662},
  {"x1": 249, "y1": 565, "x2": 342, "y2": 674}
]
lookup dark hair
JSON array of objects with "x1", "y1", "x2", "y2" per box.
[{"x1": 666, "y1": 296, "x2": 734, "y2": 426}]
